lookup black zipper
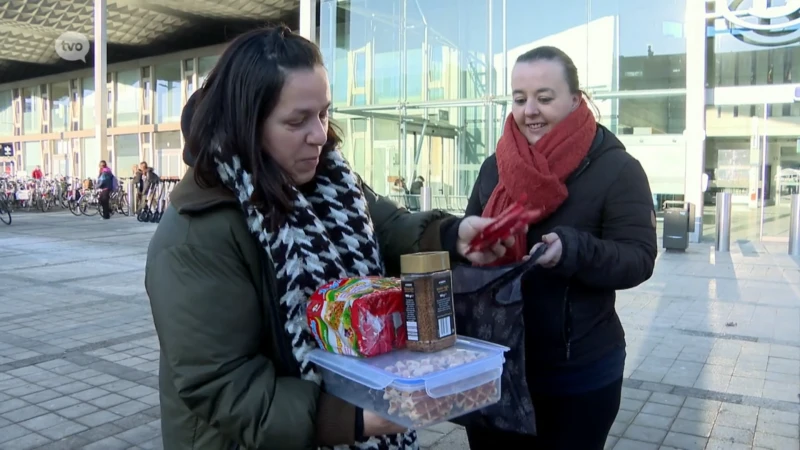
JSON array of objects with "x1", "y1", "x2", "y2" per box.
[{"x1": 563, "y1": 285, "x2": 572, "y2": 361}]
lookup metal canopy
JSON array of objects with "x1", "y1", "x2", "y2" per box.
[{"x1": 0, "y1": 0, "x2": 299, "y2": 84}]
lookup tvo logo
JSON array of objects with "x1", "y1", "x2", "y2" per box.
[
  {"x1": 719, "y1": 0, "x2": 800, "y2": 47},
  {"x1": 54, "y1": 31, "x2": 90, "y2": 62}
]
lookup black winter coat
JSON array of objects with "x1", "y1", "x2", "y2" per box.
[{"x1": 465, "y1": 125, "x2": 657, "y2": 375}]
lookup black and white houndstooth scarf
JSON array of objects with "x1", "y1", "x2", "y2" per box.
[{"x1": 213, "y1": 146, "x2": 418, "y2": 450}]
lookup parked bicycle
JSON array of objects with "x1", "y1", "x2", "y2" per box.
[{"x1": 0, "y1": 194, "x2": 10, "y2": 225}]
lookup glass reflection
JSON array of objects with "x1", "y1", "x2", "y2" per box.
[
  {"x1": 51, "y1": 82, "x2": 70, "y2": 133},
  {"x1": 155, "y1": 62, "x2": 182, "y2": 124},
  {"x1": 23, "y1": 141, "x2": 42, "y2": 172},
  {"x1": 115, "y1": 134, "x2": 140, "y2": 176},
  {"x1": 23, "y1": 87, "x2": 40, "y2": 135},
  {"x1": 707, "y1": 1, "x2": 800, "y2": 88},
  {"x1": 82, "y1": 76, "x2": 95, "y2": 130},
  {"x1": 116, "y1": 69, "x2": 141, "y2": 127},
  {"x1": 0, "y1": 90, "x2": 11, "y2": 136}
]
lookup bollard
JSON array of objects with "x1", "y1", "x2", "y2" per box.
[
  {"x1": 715, "y1": 192, "x2": 732, "y2": 252},
  {"x1": 421, "y1": 186, "x2": 432, "y2": 212},
  {"x1": 126, "y1": 179, "x2": 136, "y2": 218},
  {"x1": 789, "y1": 194, "x2": 800, "y2": 256}
]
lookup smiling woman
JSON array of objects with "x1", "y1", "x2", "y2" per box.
[{"x1": 464, "y1": 45, "x2": 657, "y2": 450}]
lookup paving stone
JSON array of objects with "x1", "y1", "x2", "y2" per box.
[
  {"x1": 82, "y1": 436, "x2": 131, "y2": 450},
  {"x1": 753, "y1": 431, "x2": 800, "y2": 449},
  {"x1": 2, "y1": 404, "x2": 48, "y2": 422},
  {"x1": 115, "y1": 424, "x2": 161, "y2": 444},
  {"x1": 0, "y1": 433, "x2": 51, "y2": 449},
  {"x1": 632, "y1": 412, "x2": 673, "y2": 430},
  {"x1": 662, "y1": 431, "x2": 707, "y2": 450},
  {"x1": 640, "y1": 402, "x2": 680, "y2": 419},
  {"x1": 711, "y1": 424, "x2": 755, "y2": 444},
  {"x1": 0, "y1": 423, "x2": 30, "y2": 444},
  {"x1": 648, "y1": 392, "x2": 685, "y2": 407},
  {"x1": 622, "y1": 424, "x2": 668, "y2": 444},
  {"x1": 612, "y1": 437, "x2": 658, "y2": 449},
  {"x1": 670, "y1": 418, "x2": 713, "y2": 438}
]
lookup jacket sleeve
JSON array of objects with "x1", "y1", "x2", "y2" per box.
[
  {"x1": 361, "y1": 181, "x2": 461, "y2": 276},
  {"x1": 145, "y1": 245, "x2": 354, "y2": 450},
  {"x1": 551, "y1": 158, "x2": 657, "y2": 290}
]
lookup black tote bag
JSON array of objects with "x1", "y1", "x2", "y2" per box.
[{"x1": 449, "y1": 246, "x2": 547, "y2": 435}]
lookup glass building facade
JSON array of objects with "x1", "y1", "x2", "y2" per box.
[
  {"x1": 3, "y1": 0, "x2": 800, "y2": 243},
  {"x1": 0, "y1": 48, "x2": 222, "y2": 181}
]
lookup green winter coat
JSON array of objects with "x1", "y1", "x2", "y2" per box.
[{"x1": 145, "y1": 169, "x2": 457, "y2": 450}]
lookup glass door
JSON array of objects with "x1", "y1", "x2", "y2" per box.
[{"x1": 706, "y1": 99, "x2": 800, "y2": 243}]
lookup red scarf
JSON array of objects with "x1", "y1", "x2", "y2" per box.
[{"x1": 482, "y1": 100, "x2": 597, "y2": 265}]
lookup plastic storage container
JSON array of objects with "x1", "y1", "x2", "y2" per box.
[{"x1": 308, "y1": 337, "x2": 508, "y2": 429}]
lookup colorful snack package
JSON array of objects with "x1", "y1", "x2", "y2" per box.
[{"x1": 307, "y1": 277, "x2": 407, "y2": 358}]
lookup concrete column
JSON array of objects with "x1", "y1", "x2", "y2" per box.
[
  {"x1": 94, "y1": 0, "x2": 108, "y2": 165},
  {"x1": 299, "y1": 0, "x2": 317, "y2": 42},
  {"x1": 684, "y1": 1, "x2": 707, "y2": 243}
]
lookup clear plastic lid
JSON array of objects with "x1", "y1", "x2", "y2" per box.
[{"x1": 308, "y1": 337, "x2": 509, "y2": 398}]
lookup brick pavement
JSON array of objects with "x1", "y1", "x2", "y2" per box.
[{"x1": 1, "y1": 212, "x2": 799, "y2": 449}]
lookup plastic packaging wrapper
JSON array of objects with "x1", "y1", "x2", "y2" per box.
[
  {"x1": 307, "y1": 277, "x2": 407, "y2": 358},
  {"x1": 449, "y1": 245, "x2": 548, "y2": 435}
]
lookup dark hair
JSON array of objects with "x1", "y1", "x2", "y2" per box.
[
  {"x1": 187, "y1": 25, "x2": 340, "y2": 229},
  {"x1": 515, "y1": 46, "x2": 599, "y2": 116},
  {"x1": 99, "y1": 160, "x2": 107, "y2": 167}
]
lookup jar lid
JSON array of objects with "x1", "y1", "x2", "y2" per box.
[{"x1": 400, "y1": 251, "x2": 451, "y2": 274}]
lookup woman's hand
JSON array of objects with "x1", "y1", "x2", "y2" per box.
[
  {"x1": 524, "y1": 232, "x2": 562, "y2": 268},
  {"x1": 362, "y1": 410, "x2": 407, "y2": 437},
  {"x1": 456, "y1": 216, "x2": 526, "y2": 265}
]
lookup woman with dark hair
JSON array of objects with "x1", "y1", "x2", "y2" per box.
[
  {"x1": 145, "y1": 26, "x2": 516, "y2": 450},
  {"x1": 462, "y1": 46, "x2": 658, "y2": 449}
]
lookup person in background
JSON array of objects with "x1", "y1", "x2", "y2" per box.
[
  {"x1": 408, "y1": 176, "x2": 424, "y2": 211},
  {"x1": 462, "y1": 46, "x2": 657, "y2": 450},
  {"x1": 145, "y1": 26, "x2": 516, "y2": 450},
  {"x1": 31, "y1": 165, "x2": 43, "y2": 180},
  {"x1": 96, "y1": 160, "x2": 116, "y2": 220},
  {"x1": 140, "y1": 161, "x2": 160, "y2": 197}
]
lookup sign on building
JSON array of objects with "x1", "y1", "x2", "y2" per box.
[{"x1": 0, "y1": 143, "x2": 13, "y2": 158}]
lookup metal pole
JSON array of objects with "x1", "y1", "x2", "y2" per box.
[
  {"x1": 127, "y1": 178, "x2": 136, "y2": 218},
  {"x1": 759, "y1": 104, "x2": 768, "y2": 241},
  {"x1": 421, "y1": 185, "x2": 432, "y2": 211},
  {"x1": 298, "y1": 0, "x2": 317, "y2": 41},
  {"x1": 789, "y1": 194, "x2": 800, "y2": 256},
  {"x1": 94, "y1": 0, "x2": 108, "y2": 164},
  {"x1": 716, "y1": 192, "x2": 732, "y2": 252}
]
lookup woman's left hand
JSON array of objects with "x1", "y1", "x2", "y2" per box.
[
  {"x1": 524, "y1": 232, "x2": 563, "y2": 268},
  {"x1": 456, "y1": 216, "x2": 525, "y2": 265}
]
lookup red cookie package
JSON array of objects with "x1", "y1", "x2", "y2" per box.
[
  {"x1": 307, "y1": 277, "x2": 407, "y2": 358},
  {"x1": 466, "y1": 194, "x2": 539, "y2": 254}
]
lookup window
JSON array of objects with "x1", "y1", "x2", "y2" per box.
[
  {"x1": 51, "y1": 82, "x2": 70, "y2": 133},
  {"x1": 82, "y1": 76, "x2": 95, "y2": 129},
  {"x1": 155, "y1": 62, "x2": 182, "y2": 124},
  {"x1": 23, "y1": 88, "x2": 40, "y2": 134},
  {"x1": 116, "y1": 69, "x2": 140, "y2": 126},
  {"x1": 0, "y1": 90, "x2": 12, "y2": 135}
]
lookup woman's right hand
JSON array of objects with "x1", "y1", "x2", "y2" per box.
[{"x1": 362, "y1": 410, "x2": 407, "y2": 437}]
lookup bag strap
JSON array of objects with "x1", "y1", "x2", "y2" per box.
[{"x1": 468, "y1": 244, "x2": 548, "y2": 298}]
